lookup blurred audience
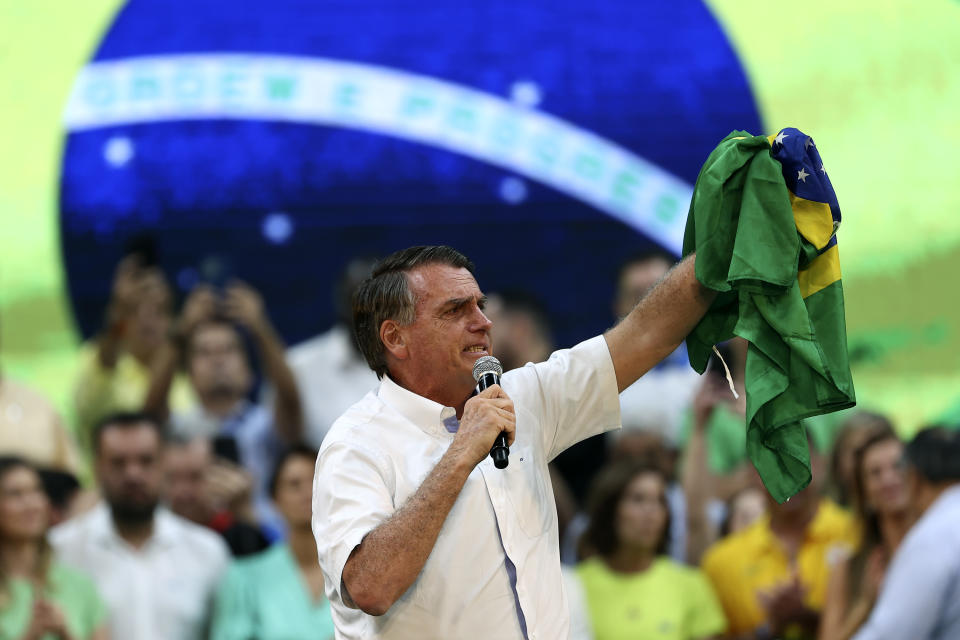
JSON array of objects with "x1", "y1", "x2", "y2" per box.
[
  {"x1": 146, "y1": 281, "x2": 304, "y2": 538},
  {"x1": 851, "y1": 427, "x2": 960, "y2": 640},
  {"x1": 163, "y1": 435, "x2": 268, "y2": 556},
  {"x1": 280, "y1": 258, "x2": 379, "y2": 448},
  {"x1": 820, "y1": 425, "x2": 909, "y2": 640},
  {"x1": 683, "y1": 363, "x2": 755, "y2": 565},
  {"x1": 487, "y1": 290, "x2": 554, "y2": 371},
  {"x1": 702, "y1": 435, "x2": 856, "y2": 640},
  {"x1": 73, "y1": 253, "x2": 194, "y2": 451},
  {"x1": 609, "y1": 429, "x2": 688, "y2": 563},
  {"x1": 0, "y1": 456, "x2": 107, "y2": 640},
  {"x1": 574, "y1": 461, "x2": 726, "y2": 640},
  {"x1": 50, "y1": 412, "x2": 229, "y2": 640},
  {"x1": 211, "y1": 445, "x2": 334, "y2": 639},
  {"x1": 616, "y1": 250, "x2": 701, "y2": 445},
  {"x1": 0, "y1": 349, "x2": 80, "y2": 475},
  {"x1": 38, "y1": 469, "x2": 83, "y2": 528},
  {"x1": 825, "y1": 412, "x2": 894, "y2": 509},
  {"x1": 719, "y1": 486, "x2": 767, "y2": 538}
]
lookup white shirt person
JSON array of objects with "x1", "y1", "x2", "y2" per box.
[
  {"x1": 51, "y1": 503, "x2": 229, "y2": 640},
  {"x1": 311, "y1": 246, "x2": 713, "y2": 639},
  {"x1": 50, "y1": 413, "x2": 229, "y2": 640}
]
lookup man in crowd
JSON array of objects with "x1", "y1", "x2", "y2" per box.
[
  {"x1": 163, "y1": 435, "x2": 268, "y2": 556},
  {"x1": 486, "y1": 290, "x2": 554, "y2": 372},
  {"x1": 616, "y1": 249, "x2": 702, "y2": 445},
  {"x1": 281, "y1": 257, "x2": 379, "y2": 447},
  {"x1": 146, "y1": 280, "x2": 303, "y2": 537},
  {"x1": 312, "y1": 245, "x2": 715, "y2": 638},
  {"x1": 701, "y1": 436, "x2": 856, "y2": 639},
  {"x1": 852, "y1": 427, "x2": 960, "y2": 640},
  {"x1": 50, "y1": 413, "x2": 229, "y2": 640}
]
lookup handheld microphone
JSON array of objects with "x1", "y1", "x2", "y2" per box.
[{"x1": 472, "y1": 356, "x2": 509, "y2": 469}]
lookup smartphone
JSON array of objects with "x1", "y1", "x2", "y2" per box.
[{"x1": 211, "y1": 435, "x2": 241, "y2": 465}]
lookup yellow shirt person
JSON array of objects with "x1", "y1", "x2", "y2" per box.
[
  {"x1": 702, "y1": 499, "x2": 856, "y2": 638},
  {"x1": 578, "y1": 556, "x2": 726, "y2": 640}
]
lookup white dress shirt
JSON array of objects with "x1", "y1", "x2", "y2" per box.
[
  {"x1": 50, "y1": 502, "x2": 230, "y2": 640},
  {"x1": 285, "y1": 325, "x2": 380, "y2": 447},
  {"x1": 852, "y1": 485, "x2": 960, "y2": 640},
  {"x1": 312, "y1": 336, "x2": 621, "y2": 640}
]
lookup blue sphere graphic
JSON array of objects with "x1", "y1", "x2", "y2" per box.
[{"x1": 59, "y1": 0, "x2": 761, "y2": 346}]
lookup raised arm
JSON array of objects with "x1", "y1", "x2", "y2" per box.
[
  {"x1": 604, "y1": 253, "x2": 715, "y2": 392},
  {"x1": 223, "y1": 282, "x2": 304, "y2": 443},
  {"x1": 142, "y1": 285, "x2": 218, "y2": 421},
  {"x1": 341, "y1": 385, "x2": 515, "y2": 616}
]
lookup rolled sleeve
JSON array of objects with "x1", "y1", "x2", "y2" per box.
[
  {"x1": 519, "y1": 335, "x2": 621, "y2": 460},
  {"x1": 312, "y1": 439, "x2": 395, "y2": 607}
]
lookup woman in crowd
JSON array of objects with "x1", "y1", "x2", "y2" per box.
[
  {"x1": 0, "y1": 457, "x2": 107, "y2": 640},
  {"x1": 211, "y1": 445, "x2": 334, "y2": 640},
  {"x1": 826, "y1": 412, "x2": 894, "y2": 509},
  {"x1": 576, "y1": 460, "x2": 726, "y2": 640},
  {"x1": 818, "y1": 426, "x2": 911, "y2": 640}
]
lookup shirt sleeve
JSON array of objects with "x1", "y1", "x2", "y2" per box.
[
  {"x1": 852, "y1": 526, "x2": 954, "y2": 640},
  {"x1": 684, "y1": 569, "x2": 727, "y2": 639},
  {"x1": 312, "y1": 438, "x2": 395, "y2": 608},
  {"x1": 513, "y1": 335, "x2": 621, "y2": 461}
]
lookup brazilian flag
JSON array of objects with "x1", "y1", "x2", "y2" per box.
[{"x1": 683, "y1": 128, "x2": 856, "y2": 503}]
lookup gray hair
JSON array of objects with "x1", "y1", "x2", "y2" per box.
[{"x1": 353, "y1": 246, "x2": 475, "y2": 379}]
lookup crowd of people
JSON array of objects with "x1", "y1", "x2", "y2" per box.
[{"x1": 0, "y1": 244, "x2": 958, "y2": 639}]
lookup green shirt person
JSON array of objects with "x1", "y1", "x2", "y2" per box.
[
  {"x1": 576, "y1": 461, "x2": 726, "y2": 640},
  {"x1": 212, "y1": 544, "x2": 334, "y2": 640},
  {"x1": 211, "y1": 445, "x2": 334, "y2": 640},
  {"x1": 0, "y1": 456, "x2": 108, "y2": 640}
]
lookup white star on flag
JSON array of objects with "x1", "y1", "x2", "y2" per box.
[
  {"x1": 797, "y1": 167, "x2": 810, "y2": 183},
  {"x1": 805, "y1": 137, "x2": 814, "y2": 149},
  {"x1": 819, "y1": 163, "x2": 826, "y2": 174},
  {"x1": 774, "y1": 131, "x2": 789, "y2": 145}
]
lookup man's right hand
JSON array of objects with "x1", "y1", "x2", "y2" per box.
[{"x1": 449, "y1": 384, "x2": 516, "y2": 468}]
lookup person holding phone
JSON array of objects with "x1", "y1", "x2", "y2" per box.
[
  {"x1": 144, "y1": 279, "x2": 304, "y2": 539},
  {"x1": 74, "y1": 240, "x2": 195, "y2": 453}
]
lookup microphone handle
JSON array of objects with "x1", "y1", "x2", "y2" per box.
[{"x1": 477, "y1": 372, "x2": 509, "y2": 469}]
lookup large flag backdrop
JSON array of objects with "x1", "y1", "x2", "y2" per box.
[{"x1": 1, "y1": 0, "x2": 959, "y2": 435}]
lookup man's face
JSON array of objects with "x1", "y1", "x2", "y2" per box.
[
  {"x1": 96, "y1": 423, "x2": 163, "y2": 522},
  {"x1": 615, "y1": 258, "x2": 672, "y2": 319},
  {"x1": 163, "y1": 439, "x2": 212, "y2": 524},
  {"x1": 394, "y1": 263, "x2": 493, "y2": 401},
  {"x1": 187, "y1": 323, "x2": 252, "y2": 401}
]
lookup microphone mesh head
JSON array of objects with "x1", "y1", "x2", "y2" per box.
[{"x1": 472, "y1": 355, "x2": 503, "y2": 381}]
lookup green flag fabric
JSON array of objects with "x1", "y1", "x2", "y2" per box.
[{"x1": 682, "y1": 129, "x2": 856, "y2": 503}]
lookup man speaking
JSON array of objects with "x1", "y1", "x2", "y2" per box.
[{"x1": 312, "y1": 245, "x2": 715, "y2": 638}]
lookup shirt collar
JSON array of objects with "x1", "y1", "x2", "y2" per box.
[{"x1": 378, "y1": 375, "x2": 458, "y2": 438}]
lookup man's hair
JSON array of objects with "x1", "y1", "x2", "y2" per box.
[
  {"x1": 268, "y1": 444, "x2": 319, "y2": 498},
  {"x1": 93, "y1": 411, "x2": 164, "y2": 455},
  {"x1": 353, "y1": 246, "x2": 475, "y2": 379},
  {"x1": 905, "y1": 426, "x2": 960, "y2": 483}
]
